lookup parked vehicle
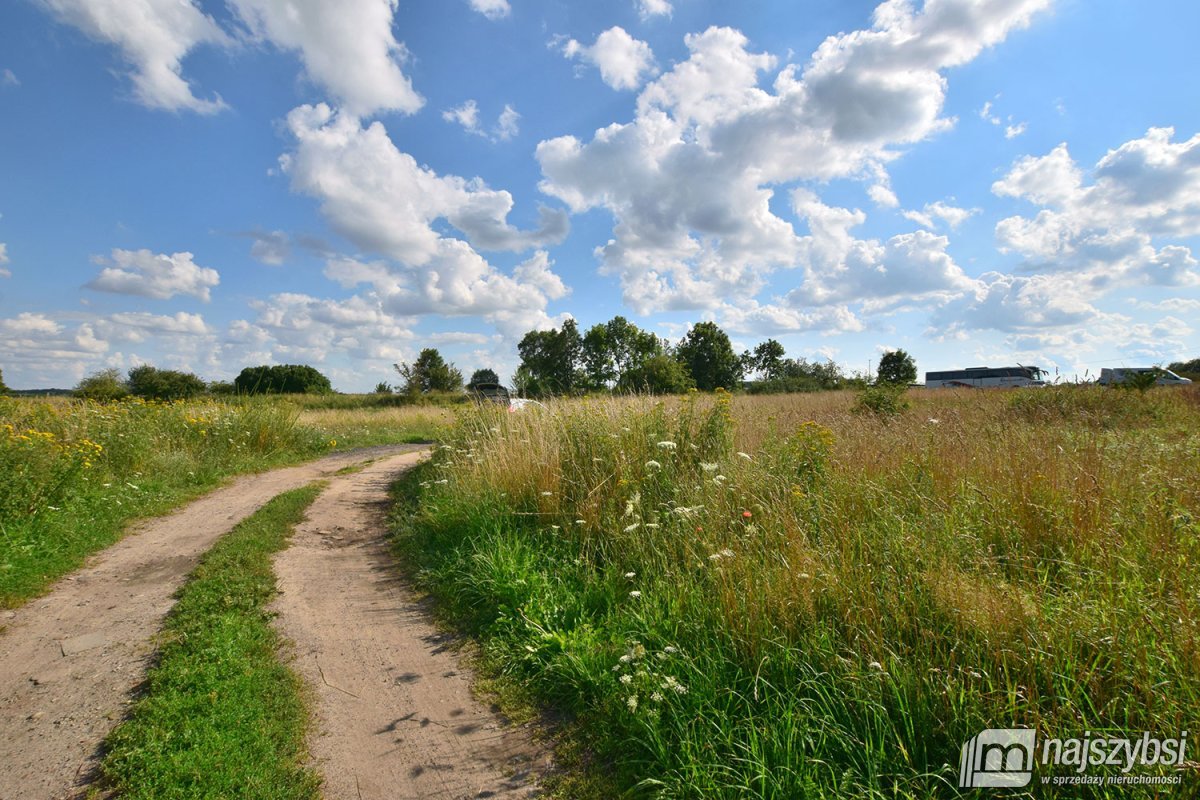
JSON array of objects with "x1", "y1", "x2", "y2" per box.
[
  {"x1": 925, "y1": 365, "x2": 1046, "y2": 388},
  {"x1": 1097, "y1": 367, "x2": 1192, "y2": 386},
  {"x1": 468, "y1": 382, "x2": 547, "y2": 412}
]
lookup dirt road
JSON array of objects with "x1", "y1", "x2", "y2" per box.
[
  {"x1": 0, "y1": 444, "x2": 542, "y2": 799},
  {"x1": 272, "y1": 451, "x2": 550, "y2": 799}
]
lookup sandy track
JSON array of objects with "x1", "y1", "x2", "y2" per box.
[
  {"x1": 0, "y1": 445, "x2": 424, "y2": 800},
  {"x1": 271, "y1": 451, "x2": 550, "y2": 799}
]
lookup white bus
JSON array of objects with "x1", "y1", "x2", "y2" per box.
[{"x1": 925, "y1": 365, "x2": 1046, "y2": 389}]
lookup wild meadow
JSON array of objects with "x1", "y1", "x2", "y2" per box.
[
  {"x1": 0, "y1": 395, "x2": 448, "y2": 607},
  {"x1": 391, "y1": 386, "x2": 1200, "y2": 798}
]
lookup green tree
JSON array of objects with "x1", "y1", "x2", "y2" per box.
[
  {"x1": 127, "y1": 365, "x2": 206, "y2": 401},
  {"x1": 374, "y1": 382, "x2": 393, "y2": 394},
  {"x1": 581, "y1": 316, "x2": 662, "y2": 391},
  {"x1": 394, "y1": 349, "x2": 463, "y2": 395},
  {"x1": 234, "y1": 364, "x2": 333, "y2": 394},
  {"x1": 876, "y1": 349, "x2": 917, "y2": 385},
  {"x1": 0, "y1": 367, "x2": 9, "y2": 396},
  {"x1": 742, "y1": 339, "x2": 787, "y2": 380},
  {"x1": 675, "y1": 322, "x2": 742, "y2": 391},
  {"x1": 1168, "y1": 358, "x2": 1200, "y2": 380},
  {"x1": 515, "y1": 319, "x2": 583, "y2": 396},
  {"x1": 467, "y1": 368, "x2": 501, "y2": 390},
  {"x1": 619, "y1": 354, "x2": 694, "y2": 395},
  {"x1": 74, "y1": 368, "x2": 130, "y2": 402}
]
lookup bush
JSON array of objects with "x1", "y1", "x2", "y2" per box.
[
  {"x1": 234, "y1": 365, "x2": 333, "y2": 395},
  {"x1": 74, "y1": 369, "x2": 130, "y2": 402},
  {"x1": 852, "y1": 383, "x2": 909, "y2": 416},
  {"x1": 128, "y1": 365, "x2": 206, "y2": 401}
]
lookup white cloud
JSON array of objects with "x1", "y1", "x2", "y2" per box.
[
  {"x1": 0, "y1": 242, "x2": 8, "y2": 278},
  {"x1": 636, "y1": 0, "x2": 672, "y2": 20},
  {"x1": 468, "y1": 0, "x2": 510, "y2": 20},
  {"x1": 104, "y1": 311, "x2": 211, "y2": 340},
  {"x1": 444, "y1": 100, "x2": 520, "y2": 141},
  {"x1": 282, "y1": 104, "x2": 569, "y2": 262},
  {"x1": 901, "y1": 200, "x2": 978, "y2": 230},
  {"x1": 993, "y1": 127, "x2": 1200, "y2": 287},
  {"x1": 243, "y1": 230, "x2": 290, "y2": 265},
  {"x1": 443, "y1": 99, "x2": 483, "y2": 135},
  {"x1": 538, "y1": 2, "x2": 1050, "y2": 316},
  {"x1": 38, "y1": 0, "x2": 229, "y2": 113},
  {"x1": 85, "y1": 248, "x2": 220, "y2": 301},
  {"x1": 2, "y1": 69, "x2": 18, "y2": 87},
  {"x1": 496, "y1": 104, "x2": 520, "y2": 140},
  {"x1": 280, "y1": 105, "x2": 570, "y2": 337},
  {"x1": 1005, "y1": 121, "x2": 1027, "y2": 138},
  {"x1": 229, "y1": 0, "x2": 422, "y2": 118},
  {"x1": 561, "y1": 27, "x2": 657, "y2": 91},
  {"x1": 0, "y1": 312, "x2": 63, "y2": 336}
]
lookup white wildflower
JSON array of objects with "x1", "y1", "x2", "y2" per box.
[
  {"x1": 663, "y1": 646, "x2": 678, "y2": 654},
  {"x1": 928, "y1": 418, "x2": 940, "y2": 424},
  {"x1": 645, "y1": 523, "x2": 659, "y2": 529},
  {"x1": 700, "y1": 462, "x2": 719, "y2": 472},
  {"x1": 629, "y1": 590, "x2": 642, "y2": 599},
  {"x1": 434, "y1": 479, "x2": 449, "y2": 485},
  {"x1": 736, "y1": 452, "x2": 752, "y2": 461},
  {"x1": 656, "y1": 441, "x2": 677, "y2": 450},
  {"x1": 624, "y1": 523, "x2": 640, "y2": 533},
  {"x1": 720, "y1": 548, "x2": 735, "y2": 558},
  {"x1": 713, "y1": 475, "x2": 726, "y2": 484},
  {"x1": 619, "y1": 674, "x2": 633, "y2": 685},
  {"x1": 619, "y1": 654, "x2": 632, "y2": 663},
  {"x1": 625, "y1": 571, "x2": 636, "y2": 579},
  {"x1": 541, "y1": 491, "x2": 553, "y2": 496},
  {"x1": 575, "y1": 519, "x2": 585, "y2": 525},
  {"x1": 650, "y1": 691, "x2": 664, "y2": 703},
  {"x1": 868, "y1": 661, "x2": 884, "y2": 671},
  {"x1": 626, "y1": 695, "x2": 638, "y2": 712},
  {"x1": 645, "y1": 460, "x2": 662, "y2": 469}
]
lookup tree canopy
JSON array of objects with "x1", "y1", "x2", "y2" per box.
[
  {"x1": 514, "y1": 319, "x2": 583, "y2": 397},
  {"x1": 234, "y1": 364, "x2": 333, "y2": 395},
  {"x1": 876, "y1": 349, "x2": 917, "y2": 385},
  {"x1": 395, "y1": 349, "x2": 464, "y2": 394},
  {"x1": 0, "y1": 367, "x2": 8, "y2": 396},
  {"x1": 74, "y1": 368, "x2": 130, "y2": 402},
  {"x1": 127, "y1": 365, "x2": 206, "y2": 401},
  {"x1": 467, "y1": 368, "x2": 501, "y2": 389},
  {"x1": 676, "y1": 322, "x2": 743, "y2": 391}
]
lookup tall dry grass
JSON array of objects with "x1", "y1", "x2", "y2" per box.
[{"x1": 393, "y1": 386, "x2": 1200, "y2": 798}]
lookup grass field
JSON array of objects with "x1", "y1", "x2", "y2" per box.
[
  {"x1": 100, "y1": 484, "x2": 323, "y2": 799},
  {"x1": 0, "y1": 395, "x2": 450, "y2": 607},
  {"x1": 390, "y1": 386, "x2": 1200, "y2": 798}
]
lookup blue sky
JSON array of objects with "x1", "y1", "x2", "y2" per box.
[{"x1": 1, "y1": 0, "x2": 1198, "y2": 390}]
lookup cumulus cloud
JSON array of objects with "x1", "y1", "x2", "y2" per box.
[
  {"x1": 85, "y1": 248, "x2": 220, "y2": 301},
  {"x1": 468, "y1": 0, "x2": 510, "y2": 20},
  {"x1": 538, "y1": 1, "x2": 1050, "y2": 317},
  {"x1": 229, "y1": 0, "x2": 422, "y2": 118},
  {"x1": 279, "y1": 105, "x2": 570, "y2": 336},
  {"x1": 902, "y1": 200, "x2": 979, "y2": 229},
  {"x1": 282, "y1": 104, "x2": 569, "y2": 261},
  {"x1": 443, "y1": 100, "x2": 483, "y2": 135},
  {"x1": 0, "y1": 242, "x2": 9, "y2": 278},
  {"x1": 102, "y1": 311, "x2": 211, "y2": 341},
  {"x1": 993, "y1": 127, "x2": 1200, "y2": 287},
  {"x1": 2, "y1": 69, "x2": 18, "y2": 87},
  {"x1": 636, "y1": 0, "x2": 672, "y2": 19},
  {"x1": 37, "y1": 0, "x2": 229, "y2": 113},
  {"x1": 496, "y1": 104, "x2": 520, "y2": 140},
  {"x1": 561, "y1": 27, "x2": 657, "y2": 91}
]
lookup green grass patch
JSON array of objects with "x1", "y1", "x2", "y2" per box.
[
  {"x1": 100, "y1": 483, "x2": 323, "y2": 800},
  {"x1": 0, "y1": 396, "x2": 447, "y2": 607}
]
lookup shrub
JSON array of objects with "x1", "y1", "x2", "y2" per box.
[
  {"x1": 74, "y1": 368, "x2": 130, "y2": 402},
  {"x1": 128, "y1": 365, "x2": 207, "y2": 401},
  {"x1": 852, "y1": 382, "x2": 909, "y2": 416},
  {"x1": 234, "y1": 364, "x2": 333, "y2": 395}
]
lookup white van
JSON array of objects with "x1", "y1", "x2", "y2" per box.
[{"x1": 1097, "y1": 367, "x2": 1192, "y2": 386}]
